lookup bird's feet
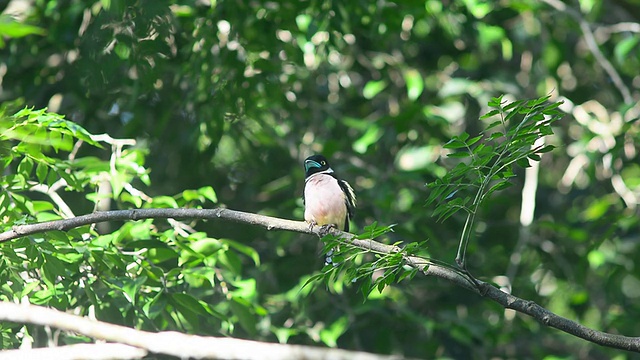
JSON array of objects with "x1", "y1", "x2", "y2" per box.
[
  {"x1": 307, "y1": 220, "x2": 317, "y2": 231},
  {"x1": 318, "y1": 223, "x2": 337, "y2": 237}
]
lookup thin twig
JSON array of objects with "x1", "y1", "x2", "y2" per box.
[
  {"x1": 597, "y1": 22, "x2": 640, "y2": 35},
  {"x1": 28, "y1": 179, "x2": 74, "y2": 218},
  {"x1": 542, "y1": 0, "x2": 633, "y2": 103}
]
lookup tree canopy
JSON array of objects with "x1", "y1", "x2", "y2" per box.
[{"x1": 1, "y1": 0, "x2": 640, "y2": 359}]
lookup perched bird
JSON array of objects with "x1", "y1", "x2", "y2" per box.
[{"x1": 303, "y1": 154, "x2": 356, "y2": 232}]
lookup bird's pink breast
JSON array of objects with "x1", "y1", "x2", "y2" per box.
[{"x1": 304, "y1": 174, "x2": 347, "y2": 230}]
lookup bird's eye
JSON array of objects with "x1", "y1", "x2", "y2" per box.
[{"x1": 321, "y1": 161, "x2": 326, "y2": 165}]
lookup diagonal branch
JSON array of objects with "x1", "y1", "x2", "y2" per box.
[
  {"x1": 1, "y1": 208, "x2": 639, "y2": 352},
  {"x1": 541, "y1": 0, "x2": 633, "y2": 103}
]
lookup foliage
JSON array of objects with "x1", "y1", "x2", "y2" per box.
[
  {"x1": 0, "y1": 107, "x2": 261, "y2": 347},
  {"x1": 428, "y1": 95, "x2": 562, "y2": 266},
  {"x1": 310, "y1": 94, "x2": 563, "y2": 300},
  {"x1": 1, "y1": 0, "x2": 640, "y2": 359}
]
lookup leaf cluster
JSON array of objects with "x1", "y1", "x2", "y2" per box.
[
  {"x1": 0, "y1": 108, "x2": 263, "y2": 348},
  {"x1": 306, "y1": 95, "x2": 563, "y2": 299},
  {"x1": 305, "y1": 223, "x2": 423, "y2": 300},
  {"x1": 427, "y1": 95, "x2": 562, "y2": 223}
]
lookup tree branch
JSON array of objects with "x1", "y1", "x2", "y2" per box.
[
  {"x1": 542, "y1": 0, "x2": 633, "y2": 103},
  {"x1": 1, "y1": 208, "x2": 639, "y2": 352},
  {"x1": 0, "y1": 343, "x2": 148, "y2": 360},
  {"x1": 0, "y1": 302, "x2": 406, "y2": 360}
]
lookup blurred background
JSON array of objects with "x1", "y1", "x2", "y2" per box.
[{"x1": 1, "y1": 0, "x2": 639, "y2": 358}]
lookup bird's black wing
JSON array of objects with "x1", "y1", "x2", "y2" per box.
[{"x1": 337, "y1": 178, "x2": 356, "y2": 231}]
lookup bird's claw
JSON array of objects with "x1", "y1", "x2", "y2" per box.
[
  {"x1": 307, "y1": 220, "x2": 317, "y2": 231},
  {"x1": 306, "y1": 221, "x2": 337, "y2": 237},
  {"x1": 319, "y1": 224, "x2": 337, "y2": 237}
]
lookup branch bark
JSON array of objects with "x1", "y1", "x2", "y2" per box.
[
  {"x1": 0, "y1": 343, "x2": 147, "y2": 360},
  {"x1": 0, "y1": 302, "x2": 405, "y2": 360},
  {"x1": 1, "y1": 208, "x2": 639, "y2": 352}
]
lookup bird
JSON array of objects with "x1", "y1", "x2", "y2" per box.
[{"x1": 303, "y1": 154, "x2": 356, "y2": 232}]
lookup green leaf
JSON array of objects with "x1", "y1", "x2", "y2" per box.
[
  {"x1": 168, "y1": 293, "x2": 202, "y2": 331},
  {"x1": 190, "y1": 238, "x2": 223, "y2": 257},
  {"x1": 504, "y1": 99, "x2": 524, "y2": 112},
  {"x1": 47, "y1": 230, "x2": 71, "y2": 244},
  {"x1": 230, "y1": 297, "x2": 256, "y2": 335},
  {"x1": 17, "y1": 156, "x2": 34, "y2": 177},
  {"x1": 481, "y1": 109, "x2": 501, "y2": 120},
  {"x1": 114, "y1": 42, "x2": 131, "y2": 60},
  {"x1": 353, "y1": 125, "x2": 382, "y2": 154},
  {"x1": 198, "y1": 186, "x2": 218, "y2": 203},
  {"x1": 320, "y1": 316, "x2": 349, "y2": 348},
  {"x1": 148, "y1": 247, "x2": 178, "y2": 264},
  {"x1": 142, "y1": 293, "x2": 168, "y2": 320},
  {"x1": 122, "y1": 275, "x2": 147, "y2": 305},
  {"x1": 295, "y1": 14, "x2": 311, "y2": 32},
  {"x1": 537, "y1": 144, "x2": 555, "y2": 153},
  {"x1": 398, "y1": 267, "x2": 419, "y2": 282},
  {"x1": 0, "y1": 16, "x2": 46, "y2": 40},
  {"x1": 219, "y1": 249, "x2": 242, "y2": 274},
  {"x1": 35, "y1": 161, "x2": 49, "y2": 183},
  {"x1": 223, "y1": 239, "x2": 260, "y2": 266},
  {"x1": 150, "y1": 196, "x2": 179, "y2": 208},
  {"x1": 356, "y1": 222, "x2": 395, "y2": 240},
  {"x1": 516, "y1": 157, "x2": 531, "y2": 168},
  {"x1": 49, "y1": 130, "x2": 74, "y2": 152},
  {"x1": 42, "y1": 253, "x2": 66, "y2": 285},
  {"x1": 302, "y1": 272, "x2": 328, "y2": 292},
  {"x1": 182, "y1": 189, "x2": 201, "y2": 202},
  {"x1": 488, "y1": 95, "x2": 504, "y2": 107},
  {"x1": 448, "y1": 152, "x2": 470, "y2": 158},
  {"x1": 487, "y1": 131, "x2": 504, "y2": 141},
  {"x1": 486, "y1": 180, "x2": 513, "y2": 196},
  {"x1": 467, "y1": 135, "x2": 483, "y2": 146},
  {"x1": 463, "y1": 0, "x2": 493, "y2": 19},
  {"x1": 20, "y1": 281, "x2": 41, "y2": 298},
  {"x1": 443, "y1": 137, "x2": 467, "y2": 149},
  {"x1": 404, "y1": 69, "x2": 424, "y2": 101},
  {"x1": 171, "y1": 293, "x2": 210, "y2": 316},
  {"x1": 56, "y1": 169, "x2": 79, "y2": 189},
  {"x1": 363, "y1": 80, "x2": 387, "y2": 99},
  {"x1": 587, "y1": 250, "x2": 606, "y2": 269}
]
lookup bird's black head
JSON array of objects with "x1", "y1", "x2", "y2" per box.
[{"x1": 304, "y1": 154, "x2": 332, "y2": 178}]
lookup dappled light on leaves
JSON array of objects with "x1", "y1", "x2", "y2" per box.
[{"x1": 1, "y1": 0, "x2": 639, "y2": 358}]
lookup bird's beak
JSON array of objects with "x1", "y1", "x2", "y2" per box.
[{"x1": 304, "y1": 160, "x2": 322, "y2": 172}]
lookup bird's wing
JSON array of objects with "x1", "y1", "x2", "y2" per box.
[{"x1": 338, "y1": 179, "x2": 356, "y2": 218}]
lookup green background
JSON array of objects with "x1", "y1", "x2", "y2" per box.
[{"x1": 1, "y1": 0, "x2": 639, "y2": 359}]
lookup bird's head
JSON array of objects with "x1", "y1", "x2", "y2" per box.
[{"x1": 304, "y1": 154, "x2": 333, "y2": 178}]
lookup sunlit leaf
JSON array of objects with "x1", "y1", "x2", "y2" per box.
[
  {"x1": 363, "y1": 80, "x2": 387, "y2": 99},
  {"x1": 353, "y1": 125, "x2": 382, "y2": 154},
  {"x1": 198, "y1": 186, "x2": 218, "y2": 203},
  {"x1": 0, "y1": 17, "x2": 45, "y2": 43},
  {"x1": 223, "y1": 239, "x2": 260, "y2": 266},
  {"x1": 320, "y1": 316, "x2": 349, "y2": 348},
  {"x1": 404, "y1": 69, "x2": 424, "y2": 101},
  {"x1": 296, "y1": 14, "x2": 311, "y2": 32},
  {"x1": 230, "y1": 297, "x2": 257, "y2": 335}
]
